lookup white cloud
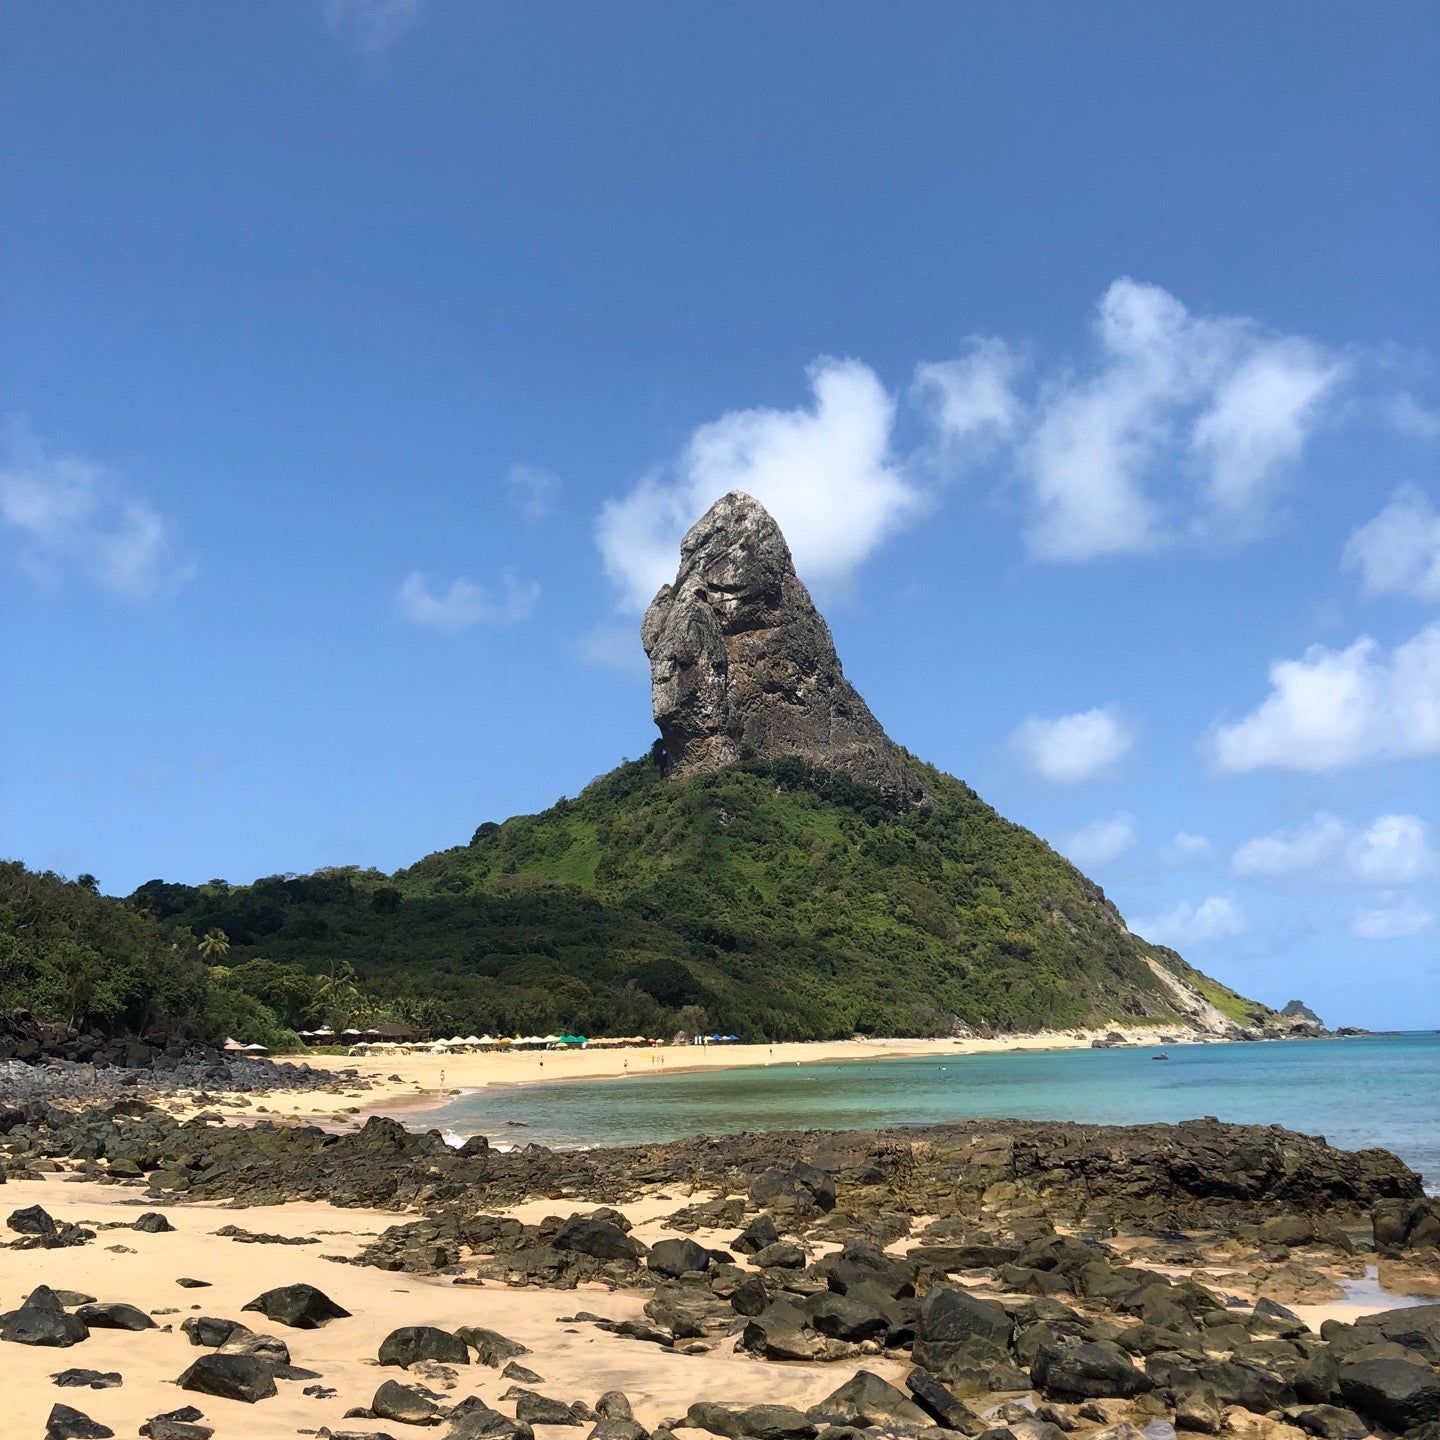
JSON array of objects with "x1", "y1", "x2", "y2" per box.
[
  {"x1": 1191, "y1": 339, "x2": 1345, "y2": 533},
  {"x1": 597, "y1": 358, "x2": 916, "y2": 612},
  {"x1": 1231, "y1": 810, "x2": 1434, "y2": 886},
  {"x1": 1387, "y1": 392, "x2": 1440, "y2": 441},
  {"x1": 1351, "y1": 899, "x2": 1436, "y2": 940},
  {"x1": 1013, "y1": 280, "x2": 1345, "y2": 561},
  {"x1": 913, "y1": 339, "x2": 1023, "y2": 450},
  {"x1": 595, "y1": 281, "x2": 1355, "y2": 607},
  {"x1": 1233, "y1": 813, "x2": 1347, "y2": 877},
  {"x1": 1347, "y1": 814, "x2": 1435, "y2": 885},
  {"x1": 1343, "y1": 485, "x2": 1440, "y2": 602},
  {"x1": 0, "y1": 419, "x2": 190, "y2": 597},
  {"x1": 319, "y1": 0, "x2": 424, "y2": 59},
  {"x1": 1209, "y1": 621, "x2": 1440, "y2": 772},
  {"x1": 1011, "y1": 705, "x2": 1134, "y2": 785},
  {"x1": 1160, "y1": 831, "x2": 1213, "y2": 867},
  {"x1": 1132, "y1": 895, "x2": 1248, "y2": 948},
  {"x1": 507, "y1": 464, "x2": 561, "y2": 521},
  {"x1": 1061, "y1": 812, "x2": 1138, "y2": 868},
  {"x1": 395, "y1": 570, "x2": 538, "y2": 631}
]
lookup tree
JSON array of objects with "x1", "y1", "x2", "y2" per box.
[
  {"x1": 55, "y1": 939, "x2": 103, "y2": 1028},
  {"x1": 198, "y1": 928, "x2": 231, "y2": 962},
  {"x1": 315, "y1": 959, "x2": 363, "y2": 1030}
]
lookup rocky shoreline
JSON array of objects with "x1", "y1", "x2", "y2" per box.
[
  {"x1": 2, "y1": 1098, "x2": 1439, "y2": 1440},
  {"x1": 0, "y1": 1055, "x2": 365, "y2": 1109}
]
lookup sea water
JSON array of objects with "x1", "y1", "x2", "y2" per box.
[{"x1": 426, "y1": 1032, "x2": 1440, "y2": 1186}]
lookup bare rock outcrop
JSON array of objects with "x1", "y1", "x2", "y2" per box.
[{"x1": 641, "y1": 492, "x2": 927, "y2": 805}]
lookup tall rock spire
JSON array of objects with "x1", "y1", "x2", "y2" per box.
[{"x1": 640, "y1": 491, "x2": 928, "y2": 805}]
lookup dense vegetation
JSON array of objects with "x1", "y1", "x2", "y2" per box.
[
  {"x1": 0, "y1": 861, "x2": 301, "y2": 1048},
  {"x1": 112, "y1": 749, "x2": 1265, "y2": 1042}
]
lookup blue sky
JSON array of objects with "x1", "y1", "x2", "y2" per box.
[{"x1": 2, "y1": 1, "x2": 1437, "y2": 1027}]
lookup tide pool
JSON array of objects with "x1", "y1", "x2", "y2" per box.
[{"x1": 424, "y1": 1032, "x2": 1440, "y2": 1185}]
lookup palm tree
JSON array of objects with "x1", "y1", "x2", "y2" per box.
[
  {"x1": 316, "y1": 959, "x2": 362, "y2": 1031},
  {"x1": 197, "y1": 928, "x2": 230, "y2": 963}
]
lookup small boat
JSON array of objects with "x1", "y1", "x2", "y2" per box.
[{"x1": 1151, "y1": 1052, "x2": 1169, "y2": 1061}]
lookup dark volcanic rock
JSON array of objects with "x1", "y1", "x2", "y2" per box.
[
  {"x1": 749, "y1": 1161, "x2": 836, "y2": 1212},
  {"x1": 44, "y1": 1404, "x2": 114, "y2": 1440},
  {"x1": 133, "y1": 1212, "x2": 174, "y2": 1233},
  {"x1": 809, "y1": 1370, "x2": 930, "y2": 1426},
  {"x1": 1337, "y1": 1357, "x2": 1440, "y2": 1432},
  {"x1": 180, "y1": 1316, "x2": 248, "y2": 1348},
  {"x1": 512, "y1": 1390, "x2": 592, "y2": 1426},
  {"x1": 456, "y1": 1325, "x2": 530, "y2": 1366},
  {"x1": 646, "y1": 1237, "x2": 711, "y2": 1277},
  {"x1": 1374, "y1": 1197, "x2": 1440, "y2": 1251},
  {"x1": 686, "y1": 1402, "x2": 817, "y2": 1440},
  {"x1": 1031, "y1": 1339, "x2": 1151, "y2": 1400},
  {"x1": 9, "y1": 1202, "x2": 59, "y2": 1235},
  {"x1": 905, "y1": 1368, "x2": 984, "y2": 1432},
  {"x1": 732, "y1": 1214, "x2": 781, "y2": 1255},
  {"x1": 641, "y1": 491, "x2": 927, "y2": 806},
  {"x1": 1, "y1": 1303, "x2": 89, "y2": 1347},
  {"x1": 447, "y1": 1399, "x2": 534, "y2": 1440},
  {"x1": 1284, "y1": 1404, "x2": 1372, "y2": 1439},
  {"x1": 74, "y1": 1302, "x2": 155, "y2": 1331},
  {"x1": 378, "y1": 1324, "x2": 469, "y2": 1368},
  {"x1": 176, "y1": 1353, "x2": 277, "y2": 1403},
  {"x1": 242, "y1": 1282, "x2": 350, "y2": 1329},
  {"x1": 51, "y1": 1369, "x2": 123, "y2": 1390},
  {"x1": 372, "y1": 1378, "x2": 442, "y2": 1424},
  {"x1": 143, "y1": 1422, "x2": 213, "y2": 1440},
  {"x1": 552, "y1": 1214, "x2": 645, "y2": 1262},
  {"x1": 913, "y1": 1285, "x2": 1013, "y2": 1372},
  {"x1": 804, "y1": 1291, "x2": 889, "y2": 1341}
]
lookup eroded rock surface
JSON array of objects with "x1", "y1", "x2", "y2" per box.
[{"x1": 641, "y1": 491, "x2": 927, "y2": 805}]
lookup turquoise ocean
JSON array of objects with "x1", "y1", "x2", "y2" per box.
[{"x1": 425, "y1": 1033, "x2": 1440, "y2": 1187}]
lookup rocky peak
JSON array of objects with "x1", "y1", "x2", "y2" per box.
[{"x1": 640, "y1": 491, "x2": 928, "y2": 805}]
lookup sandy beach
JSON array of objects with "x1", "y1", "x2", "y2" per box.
[
  {"x1": 0, "y1": 1168, "x2": 1401, "y2": 1440},
  {"x1": 235, "y1": 1026, "x2": 1193, "y2": 1129},
  {"x1": 0, "y1": 1173, "x2": 899, "y2": 1440},
  {"x1": 4, "y1": 1094, "x2": 1434, "y2": 1440}
]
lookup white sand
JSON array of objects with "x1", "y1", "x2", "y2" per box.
[{"x1": 0, "y1": 1174, "x2": 902, "y2": 1439}]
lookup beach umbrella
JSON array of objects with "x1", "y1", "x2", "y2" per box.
[{"x1": 465, "y1": 1035, "x2": 482, "y2": 1045}]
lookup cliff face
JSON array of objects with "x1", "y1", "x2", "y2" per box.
[{"x1": 641, "y1": 491, "x2": 928, "y2": 806}]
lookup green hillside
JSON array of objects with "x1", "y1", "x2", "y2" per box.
[
  {"x1": 127, "y1": 749, "x2": 1271, "y2": 1041},
  {"x1": 0, "y1": 861, "x2": 306, "y2": 1048}
]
